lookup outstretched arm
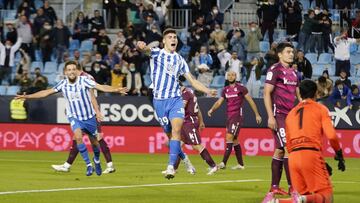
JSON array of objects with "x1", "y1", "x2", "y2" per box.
[
  {"x1": 183, "y1": 72, "x2": 217, "y2": 97},
  {"x1": 207, "y1": 97, "x2": 224, "y2": 117},
  {"x1": 245, "y1": 93, "x2": 262, "y2": 124},
  {"x1": 136, "y1": 41, "x2": 151, "y2": 56},
  {"x1": 94, "y1": 84, "x2": 128, "y2": 94},
  {"x1": 15, "y1": 88, "x2": 56, "y2": 100}
]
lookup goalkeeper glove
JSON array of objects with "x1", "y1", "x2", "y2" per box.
[{"x1": 334, "y1": 149, "x2": 345, "y2": 171}]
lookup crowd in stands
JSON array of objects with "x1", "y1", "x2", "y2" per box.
[{"x1": 0, "y1": 0, "x2": 359, "y2": 108}]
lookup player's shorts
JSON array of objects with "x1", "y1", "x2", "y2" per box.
[
  {"x1": 181, "y1": 117, "x2": 201, "y2": 145},
  {"x1": 272, "y1": 114, "x2": 287, "y2": 149},
  {"x1": 69, "y1": 116, "x2": 98, "y2": 137},
  {"x1": 289, "y1": 149, "x2": 333, "y2": 196},
  {"x1": 226, "y1": 115, "x2": 243, "y2": 138},
  {"x1": 153, "y1": 97, "x2": 184, "y2": 133}
]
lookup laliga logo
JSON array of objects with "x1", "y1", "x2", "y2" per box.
[
  {"x1": 329, "y1": 106, "x2": 352, "y2": 127},
  {"x1": 46, "y1": 127, "x2": 72, "y2": 151}
]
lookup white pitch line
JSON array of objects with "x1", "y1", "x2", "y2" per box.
[{"x1": 0, "y1": 179, "x2": 264, "y2": 195}]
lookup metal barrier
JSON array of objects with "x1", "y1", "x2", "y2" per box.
[
  {"x1": 167, "y1": 9, "x2": 192, "y2": 30},
  {"x1": 0, "y1": 9, "x2": 17, "y2": 21},
  {"x1": 218, "y1": 0, "x2": 234, "y2": 13},
  {"x1": 230, "y1": 9, "x2": 258, "y2": 28}
]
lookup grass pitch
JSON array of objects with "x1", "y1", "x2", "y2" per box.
[{"x1": 0, "y1": 151, "x2": 359, "y2": 203}]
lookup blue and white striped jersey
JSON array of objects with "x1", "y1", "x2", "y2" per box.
[
  {"x1": 150, "y1": 47, "x2": 190, "y2": 100},
  {"x1": 53, "y1": 76, "x2": 96, "y2": 120}
]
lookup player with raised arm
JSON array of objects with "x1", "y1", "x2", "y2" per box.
[
  {"x1": 51, "y1": 64, "x2": 116, "y2": 174},
  {"x1": 263, "y1": 42, "x2": 301, "y2": 195},
  {"x1": 137, "y1": 27, "x2": 217, "y2": 179},
  {"x1": 207, "y1": 70, "x2": 262, "y2": 170},
  {"x1": 263, "y1": 80, "x2": 346, "y2": 203},
  {"x1": 15, "y1": 61, "x2": 127, "y2": 176}
]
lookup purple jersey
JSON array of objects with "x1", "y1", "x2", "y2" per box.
[
  {"x1": 265, "y1": 62, "x2": 298, "y2": 115},
  {"x1": 221, "y1": 83, "x2": 248, "y2": 118},
  {"x1": 182, "y1": 88, "x2": 199, "y2": 123}
]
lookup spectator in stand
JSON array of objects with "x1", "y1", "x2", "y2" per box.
[
  {"x1": 345, "y1": 10, "x2": 360, "y2": 38},
  {"x1": 217, "y1": 44, "x2": 231, "y2": 74},
  {"x1": 294, "y1": 50, "x2": 312, "y2": 80},
  {"x1": 142, "y1": 4, "x2": 159, "y2": 22},
  {"x1": 90, "y1": 52, "x2": 110, "y2": 85},
  {"x1": 347, "y1": 85, "x2": 360, "y2": 109},
  {"x1": 189, "y1": 15, "x2": 210, "y2": 42},
  {"x1": 72, "y1": 50, "x2": 81, "y2": 64},
  {"x1": 315, "y1": 0, "x2": 328, "y2": 9},
  {"x1": 95, "y1": 29, "x2": 112, "y2": 58},
  {"x1": 226, "y1": 21, "x2": 245, "y2": 50},
  {"x1": 90, "y1": 10, "x2": 106, "y2": 38},
  {"x1": 0, "y1": 37, "x2": 22, "y2": 85},
  {"x1": 322, "y1": 69, "x2": 332, "y2": 82},
  {"x1": 336, "y1": 0, "x2": 351, "y2": 28},
  {"x1": 334, "y1": 29, "x2": 360, "y2": 76},
  {"x1": 73, "y1": 12, "x2": 90, "y2": 42},
  {"x1": 33, "y1": 8, "x2": 50, "y2": 37},
  {"x1": 126, "y1": 63, "x2": 142, "y2": 96},
  {"x1": 111, "y1": 63, "x2": 126, "y2": 88},
  {"x1": 257, "y1": 0, "x2": 279, "y2": 44},
  {"x1": 264, "y1": 42, "x2": 278, "y2": 72},
  {"x1": 6, "y1": 22, "x2": 17, "y2": 45},
  {"x1": 244, "y1": 56, "x2": 264, "y2": 98},
  {"x1": 246, "y1": 22, "x2": 262, "y2": 61},
  {"x1": 112, "y1": 30, "x2": 126, "y2": 53},
  {"x1": 205, "y1": 5, "x2": 224, "y2": 29},
  {"x1": 4, "y1": 0, "x2": 15, "y2": 9},
  {"x1": 208, "y1": 44, "x2": 221, "y2": 75},
  {"x1": 19, "y1": 69, "x2": 32, "y2": 93},
  {"x1": 321, "y1": 9, "x2": 334, "y2": 53},
  {"x1": 298, "y1": 9, "x2": 316, "y2": 53},
  {"x1": 29, "y1": 67, "x2": 48, "y2": 93},
  {"x1": 316, "y1": 75, "x2": 333, "y2": 101},
  {"x1": 52, "y1": 19, "x2": 71, "y2": 64},
  {"x1": 42, "y1": 0, "x2": 57, "y2": 26},
  {"x1": 225, "y1": 51, "x2": 243, "y2": 82},
  {"x1": 143, "y1": 13, "x2": 161, "y2": 34},
  {"x1": 104, "y1": 49, "x2": 120, "y2": 69},
  {"x1": 338, "y1": 69, "x2": 352, "y2": 88},
  {"x1": 116, "y1": 0, "x2": 131, "y2": 29},
  {"x1": 209, "y1": 23, "x2": 227, "y2": 50},
  {"x1": 14, "y1": 49, "x2": 30, "y2": 85},
  {"x1": 230, "y1": 29, "x2": 246, "y2": 61},
  {"x1": 189, "y1": 25, "x2": 208, "y2": 58},
  {"x1": 38, "y1": 21, "x2": 53, "y2": 64},
  {"x1": 308, "y1": 7, "x2": 323, "y2": 53},
  {"x1": 283, "y1": 0, "x2": 302, "y2": 41},
  {"x1": 144, "y1": 25, "x2": 162, "y2": 44},
  {"x1": 103, "y1": 0, "x2": 118, "y2": 29},
  {"x1": 62, "y1": 52, "x2": 71, "y2": 63},
  {"x1": 194, "y1": 47, "x2": 213, "y2": 95},
  {"x1": 145, "y1": 0, "x2": 171, "y2": 26},
  {"x1": 80, "y1": 52, "x2": 93, "y2": 73},
  {"x1": 330, "y1": 79, "x2": 350, "y2": 107},
  {"x1": 17, "y1": 15, "x2": 34, "y2": 61},
  {"x1": 16, "y1": 1, "x2": 34, "y2": 19},
  {"x1": 179, "y1": 34, "x2": 191, "y2": 61}
]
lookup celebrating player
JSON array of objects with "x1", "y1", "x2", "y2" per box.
[
  {"x1": 207, "y1": 70, "x2": 262, "y2": 170},
  {"x1": 263, "y1": 42, "x2": 301, "y2": 195},
  {"x1": 51, "y1": 64, "x2": 115, "y2": 174},
  {"x1": 15, "y1": 61, "x2": 127, "y2": 176},
  {"x1": 137, "y1": 27, "x2": 217, "y2": 179},
  {"x1": 263, "y1": 79, "x2": 346, "y2": 203}
]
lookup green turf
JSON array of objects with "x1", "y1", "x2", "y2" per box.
[{"x1": 0, "y1": 151, "x2": 358, "y2": 203}]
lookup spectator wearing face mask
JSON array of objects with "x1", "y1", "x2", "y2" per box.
[
  {"x1": 29, "y1": 67, "x2": 48, "y2": 93},
  {"x1": 111, "y1": 63, "x2": 126, "y2": 88},
  {"x1": 209, "y1": 23, "x2": 227, "y2": 50},
  {"x1": 308, "y1": 7, "x2": 324, "y2": 53},
  {"x1": 257, "y1": 0, "x2": 279, "y2": 44},
  {"x1": 246, "y1": 22, "x2": 262, "y2": 61},
  {"x1": 226, "y1": 21, "x2": 245, "y2": 50},
  {"x1": 244, "y1": 56, "x2": 264, "y2": 98},
  {"x1": 0, "y1": 36, "x2": 22, "y2": 85},
  {"x1": 338, "y1": 69, "x2": 351, "y2": 88},
  {"x1": 330, "y1": 79, "x2": 350, "y2": 108},
  {"x1": 283, "y1": 0, "x2": 302, "y2": 41},
  {"x1": 95, "y1": 29, "x2": 112, "y2": 59},
  {"x1": 126, "y1": 63, "x2": 142, "y2": 96},
  {"x1": 225, "y1": 51, "x2": 243, "y2": 82},
  {"x1": 298, "y1": 9, "x2": 317, "y2": 52},
  {"x1": 205, "y1": 5, "x2": 224, "y2": 29},
  {"x1": 39, "y1": 21, "x2": 53, "y2": 63},
  {"x1": 90, "y1": 52, "x2": 110, "y2": 85}
]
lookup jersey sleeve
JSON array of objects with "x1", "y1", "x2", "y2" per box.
[
  {"x1": 321, "y1": 106, "x2": 341, "y2": 152},
  {"x1": 83, "y1": 77, "x2": 96, "y2": 89},
  {"x1": 179, "y1": 57, "x2": 190, "y2": 75},
  {"x1": 241, "y1": 85, "x2": 249, "y2": 96},
  {"x1": 265, "y1": 66, "x2": 279, "y2": 86},
  {"x1": 150, "y1": 47, "x2": 160, "y2": 58},
  {"x1": 52, "y1": 79, "x2": 65, "y2": 92}
]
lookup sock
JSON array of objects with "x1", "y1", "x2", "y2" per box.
[
  {"x1": 283, "y1": 157, "x2": 292, "y2": 186},
  {"x1": 99, "y1": 139, "x2": 112, "y2": 163},
  {"x1": 66, "y1": 140, "x2": 79, "y2": 165},
  {"x1": 77, "y1": 143, "x2": 91, "y2": 165},
  {"x1": 178, "y1": 149, "x2": 186, "y2": 160},
  {"x1": 92, "y1": 145, "x2": 100, "y2": 163},
  {"x1": 222, "y1": 143, "x2": 233, "y2": 165},
  {"x1": 174, "y1": 156, "x2": 181, "y2": 170},
  {"x1": 233, "y1": 144, "x2": 244, "y2": 166},
  {"x1": 271, "y1": 157, "x2": 284, "y2": 187},
  {"x1": 106, "y1": 162, "x2": 113, "y2": 168},
  {"x1": 200, "y1": 148, "x2": 216, "y2": 167},
  {"x1": 168, "y1": 140, "x2": 181, "y2": 166}
]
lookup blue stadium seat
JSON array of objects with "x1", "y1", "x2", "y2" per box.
[
  {"x1": 45, "y1": 73, "x2": 57, "y2": 86},
  {"x1": 312, "y1": 64, "x2": 324, "y2": 76},
  {"x1": 6, "y1": 86, "x2": 20, "y2": 95},
  {"x1": 350, "y1": 43, "x2": 358, "y2": 55},
  {"x1": 0, "y1": 85, "x2": 7, "y2": 95},
  {"x1": 355, "y1": 64, "x2": 360, "y2": 77},
  {"x1": 350, "y1": 54, "x2": 360, "y2": 65},
  {"x1": 69, "y1": 40, "x2": 80, "y2": 51},
  {"x1": 317, "y1": 53, "x2": 332, "y2": 64},
  {"x1": 80, "y1": 40, "x2": 93, "y2": 52},
  {"x1": 259, "y1": 41, "x2": 270, "y2": 53},
  {"x1": 31, "y1": 61, "x2": 44, "y2": 73},
  {"x1": 217, "y1": 87, "x2": 223, "y2": 98},
  {"x1": 44, "y1": 62, "x2": 58, "y2": 74},
  {"x1": 292, "y1": 41, "x2": 298, "y2": 48},
  {"x1": 143, "y1": 74, "x2": 152, "y2": 87},
  {"x1": 357, "y1": 45, "x2": 360, "y2": 53},
  {"x1": 327, "y1": 64, "x2": 335, "y2": 76},
  {"x1": 35, "y1": 0, "x2": 43, "y2": 8},
  {"x1": 305, "y1": 53, "x2": 318, "y2": 65},
  {"x1": 58, "y1": 63, "x2": 65, "y2": 74},
  {"x1": 210, "y1": 75, "x2": 225, "y2": 88}
]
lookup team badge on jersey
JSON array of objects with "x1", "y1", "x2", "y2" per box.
[{"x1": 266, "y1": 72, "x2": 273, "y2": 80}]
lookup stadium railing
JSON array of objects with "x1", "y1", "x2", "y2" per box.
[{"x1": 167, "y1": 9, "x2": 193, "y2": 30}]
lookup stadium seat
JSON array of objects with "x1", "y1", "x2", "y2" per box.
[
  {"x1": 357, "y1": 45, "x2": 360, "y2": 53},
  {"x1": 312, "y1": 64, "x2": 324, "y2": 76},
  {"x1": 45, "y1": 73, "x2": 57, "y2": 86},
  {"x1": 44, "y1": 62, "x2": 58, "y2": 74},
  {"x1": 69, "y1": 40, "x2": 80, "y2": 51},
  {"x1": 0, "y1": 85, "x2": 7, "y2": 95},
  {"x1": 6, "y1": 86, "x2": 20, "y2": 95},
  {"x1": 210, "y1": 75, "x2": 225, "y2": 88},
  {"x1": 292, "y1": 41, "x2": 298, "y2": 48},
  {"x1": 260, "y1": 75, "x2": 266, "y2": 84},
  {"x1": 350, "y1": 54, "x2": 360, "y2": 65},
  {"x1": 317, "y1": 53, "x2": 332, "y2": 64},
  {"x1": 355, "y1": 64, "x2": 360, "y2": 77},
  {"x1": 259, "y1": 41, "x2": 270, "y2": 53},
  {"x1": 58, "y1": 63, "x2": 65, "y2": 74},
  {"x1": 305, "y1": 53, "x2": 318, "y2": 64},
  {"x1": 350, "y1": 43, "x2": 358, "y2": 55},
  {"x1": 143, "y1": 74, "x2": 152, "y2": 87},
  {"x1": 80, "y1": 40, "x2": 93, "y2": 52},
  {"x1": 327, "y1": 64, "x2": 335, "y2": 76},
  {"x1": 216, "y1": 88, "x2": 223, "y2": 98},
  {"x1": 31, "y1": 61, "x2": 44, "y2": 73}
]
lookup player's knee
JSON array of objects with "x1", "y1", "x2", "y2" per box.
[
  {"x1": 274, "y1": 148, "x2": 285, "y2": 158},
  {"x1": 225, "y1": 133, "x2": 234, "y2": 142},
  {"x1": 192, "y1": 144, "x2": 204, "y2": 152},
  {"x1": 233, "y1": 139, "x2": 239, "y2": 145}
]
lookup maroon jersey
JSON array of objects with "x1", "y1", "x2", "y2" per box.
[
  {"x1": 265, "y1": 63, "x2": 298, "y2": 115},
  {"x1": 182, "y1": 88, "x2": 199, "y2": 123},
  {"x1": 221, "y1": 82, "x2": 248, "y2": 118}
]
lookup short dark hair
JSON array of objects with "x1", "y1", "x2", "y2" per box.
[
  {"x1": 299, "y1": 79, "x2": 318, "y2": 99},
  {"x1": 276, "y1": 42, "x2": 294, "y2": 55},
  {"x1": 335, "y1": 79, "x2": 343, "y2": 86},
  {"x1": 64, "y1": 60, "x2": 80, "y2": 72},
  {"x1": 351, "y1": 84, "x2": 359, "y2": 92},
  {"x1": 163, "y1": 27, "x2": 176, "y2": 36},
  {"x1": 318, "y1": 76, "x2": 326, "y2": 83}
]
